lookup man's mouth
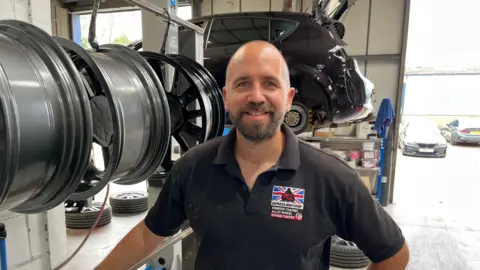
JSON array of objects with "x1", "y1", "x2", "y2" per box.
[{"x1": 245, "y1": 111, "x2": 268, "y2": 116}]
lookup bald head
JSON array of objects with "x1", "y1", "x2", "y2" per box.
[
  {"x1": 225, "y1": 40, "x2": 290, "y2": 89},
  {"x1": 221, "y1": 40, "x2": 295, "y2": 143}
]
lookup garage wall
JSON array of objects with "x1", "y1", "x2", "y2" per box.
[
  {"x1": 197, "y1": 0, "x2": 308, "y2": 15},
  {"x1": 342, "y1": 0, "x2": 409, "y2": 112},
  {"x1": 0, "y1": 0, "x2": 68, "y2": 269}
]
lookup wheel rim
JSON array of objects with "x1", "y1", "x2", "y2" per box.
[
  {"x1": 55, "y1": 38, "x2": 171, "y2": 200},
  {"x1": 111, "y1": 192, "x2": 147, "y2": 200},
  {"x1": 0, "y1": 20, "x2": 93, "y2": 214},
  {"x1": 139, "y1": 52, "x2": 216, "y2": 172}
]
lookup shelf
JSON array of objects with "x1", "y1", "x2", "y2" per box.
[
  {"x1": 354, "y1": 167, "x2": 380, "y2": 173},
  {"x1": 299, "y1": 136, "x2": 380, "y2": 143}
]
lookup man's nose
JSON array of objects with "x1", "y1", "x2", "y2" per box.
[{"x1": 247, "y1": 84, "x2": 267, "y2": 103}]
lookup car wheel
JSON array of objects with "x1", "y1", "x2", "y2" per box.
[
  {"x1": 451, "y1": 135, "x2": 458, "y2": 145},
  {"x1": 330, "y1": 236, "x2": 370, "y2": 269},
  {"x1": 65, "y1": 203, "x2": 112, "y2": 229},
  {"x1": 284, "y1": 102, "x2": 310, "y2": 135},
  {"x1": 109, "y1": 191, "x2": 149, "y2": 214}
]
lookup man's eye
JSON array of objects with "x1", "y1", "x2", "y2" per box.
[
  {"x1": 237, "y1": 82, "x2": 249, "y2": 87},
  {"x1": 266, "y1": 81, "x2": 276, "y2": 87}
]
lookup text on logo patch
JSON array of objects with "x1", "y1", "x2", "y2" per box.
[{"x1": 270, "y1": 185, "x2": 305, "y2": 221}]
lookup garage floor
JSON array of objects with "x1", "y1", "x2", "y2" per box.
[{"x1": 64, "y1": 144, "x2": 480, "y2": 270}]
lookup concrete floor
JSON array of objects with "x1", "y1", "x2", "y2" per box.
[{"x1": 64, "y1": 143, "x2": 480, "y2": 270}]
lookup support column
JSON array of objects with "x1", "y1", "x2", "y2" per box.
[
  {"x1": 142, "y1": 1, "x2": 183, "y2": 269},
  {"x1": 0, "y1": 1, "x2": 68, "y2": 268}
]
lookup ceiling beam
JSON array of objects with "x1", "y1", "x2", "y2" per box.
[{"x1": 65, "y1": 0, "x2": 192, "y2": 13}]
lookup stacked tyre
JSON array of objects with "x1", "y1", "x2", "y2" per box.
[
  {"x1": 65, "y1": 203, "x2": 112, "y2": 229},
  {"x1": 330, "y1": 236, "x2": 370, "y2": 269},
  {"x1": 109, "y1": 192, "x2": 149, "y2": 214}
]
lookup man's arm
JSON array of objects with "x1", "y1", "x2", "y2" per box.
[
  {"x1": 334, "y1": 169, "x2": 409, "y2": 269},
  {"x1": 95, "y1": 165, "x2": 187, "y2": 269},
  {"x1": 368, "y1": 243, "x2": 409, "y2": 270},
  {"x1": 94, "y1": 220, "x2": 165, "y2": 269}
]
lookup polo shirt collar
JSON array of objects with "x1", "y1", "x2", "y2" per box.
[{"x1": 213, "y1": 123, "x2": 300, "y2": 170}]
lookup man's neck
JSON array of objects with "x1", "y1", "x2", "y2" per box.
[{"x1": 234, "y1": 128, "x2": 285, "y2": 166}]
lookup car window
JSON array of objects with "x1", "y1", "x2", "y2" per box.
[
  {"x1": 270, "y1": 19, "x2": 298, "y2": 42},
  {"x1": 207, "y1": 17, "x2": 269, "y2": 48},
  {"x1": 459, "y1": 119, "x2": 480, "y2": 128},
  {"x1": 407, "y1": 122, "x2": 439, "y2": 134}
]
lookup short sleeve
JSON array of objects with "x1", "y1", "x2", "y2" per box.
[
  {"x1": 335, "y1": 170, "x2": 405, "y2": 263},
  {"x1": 144, "y1": 165, "x2": 187, "y2": 237}
]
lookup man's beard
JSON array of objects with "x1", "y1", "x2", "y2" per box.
[{"x1": 229, "y1": 102, "x2": 283, "y2": 142}]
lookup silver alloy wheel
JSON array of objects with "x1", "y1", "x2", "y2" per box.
[
  {"x1": 55, "y1": 37, "x2": 171, "y2": 200},
  {"x1": 0, "y1": 20, "x2": 93, "y2": 214}
]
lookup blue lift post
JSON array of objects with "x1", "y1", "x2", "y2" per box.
[{"x1": 0, "y1": 223, "x2": 7, "y2": 270}]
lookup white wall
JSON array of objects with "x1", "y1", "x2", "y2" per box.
[
  {"x1": 403, "y1": 75, "x2": 480, "y2": 116},
  {"x1": 0, "y1": 0, "x2": 68, "y2": 269}
]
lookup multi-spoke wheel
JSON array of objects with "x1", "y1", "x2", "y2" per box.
[
  {"x1": 55, "y1": 37, "x2": 171, "y2": 200},
  {"x1": 139, "y1": 52, "x2": 224, "y2": 171}
]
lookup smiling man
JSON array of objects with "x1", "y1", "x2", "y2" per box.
[{"x1": 94, "y1": 40, "x2": 409, "y2": 270}]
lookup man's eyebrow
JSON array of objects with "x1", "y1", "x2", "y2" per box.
[{"x1": 232, "y1": 76, "x2": 250, "y2": 85}]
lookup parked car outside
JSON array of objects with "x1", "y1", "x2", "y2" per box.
[
  {"x1": 399, "y1": 119, "x2": 447, "y2": 157},
  {"x1": 440, "y1": 118, "x2": 480, "y2": 145}
]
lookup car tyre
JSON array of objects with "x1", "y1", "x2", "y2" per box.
[
  {"x1": 65, "y1": 202, "x2": 112, "y2": 229},
  {"x1": 109, "y1": 191, "x2": 149, "y2": 214},
  {"x1": 330, "y1": 236, "x2": 370, "y2": 269},
  {"x1": 451, "y1": 135, "x2": 458, "y2": 145},
  {"x1": 284, "y1": 102, "x2": 310, "y2": 135}
]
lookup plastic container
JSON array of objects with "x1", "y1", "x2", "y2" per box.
[
  {"x1": 361, "y1": 159, "x2": 378, "y2": 168},
  {"x1": 362, "y1": 150, "x2": 379, "y2": 159},
  {"x1": 362, "y1": 141, "x2": 375, "y2": 151}
]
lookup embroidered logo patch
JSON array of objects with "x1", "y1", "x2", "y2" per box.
[{"x1": 270, "y1": 185, "x2": 305, "y2": 221}]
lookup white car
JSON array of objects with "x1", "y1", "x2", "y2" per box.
[{"x1": 399, "y1": 119, "x2": 447, "y2": 158}]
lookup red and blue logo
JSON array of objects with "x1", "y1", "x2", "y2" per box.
[{"x1": 272, "y1": 185, "x2": 305, "y2": 205}]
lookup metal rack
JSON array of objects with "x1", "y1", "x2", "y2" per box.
[
  {"x1": 123, "y1": 1, "x2": 204, "y2": 269},
  {"x1": 299, "y1": 136, "x2": 381, "y2": 195}
]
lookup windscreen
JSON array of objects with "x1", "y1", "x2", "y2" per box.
[
  {"x1": 459, "y1": 119, "x2": 480, "y2": 128},
  {"x1": 408, "y1": 123, "x2": 440, "y2": 135}
]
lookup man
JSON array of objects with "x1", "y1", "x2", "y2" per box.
[{"x1": 95, "y1": 40, "x2": 409, "y2": 270}]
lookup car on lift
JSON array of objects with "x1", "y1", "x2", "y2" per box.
[
  {"x1": 129, "y1": 0, "x2": 375, "y2": 134},
  {"x1": 183, "y1": 1, "x2": 375, "y2": 134},
  {"x1": 399, "y1": 118, "x2": 447, "y2": 157},
  {"x1": 440, "y1": 118, "x2": 480, "y2": 145}
]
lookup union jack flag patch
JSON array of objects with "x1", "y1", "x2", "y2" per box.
[{"x1": 270, "y1": 185, "x2": 305, "y2": 221}]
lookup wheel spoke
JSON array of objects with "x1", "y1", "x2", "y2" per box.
[
  {"x1": 185, "y1": 109, "x2": 203, "y2": 119},
  {"x1": 181, "y1": 122, "x2": 203, "y2": 142},
  {"x1": 179, "y1": 86, "x2": 198, "y2": 105},
  {"x1": 173, "y1": 133, "x2": 191, "y2": 152}
]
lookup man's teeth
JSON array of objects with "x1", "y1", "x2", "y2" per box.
[{"x1": 247, "y1": 112, "x2": 265, "y2": 115}]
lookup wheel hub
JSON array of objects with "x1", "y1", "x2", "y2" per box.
[{"x1": 285, "y1": 111, "x2": 301, "y2": 127}]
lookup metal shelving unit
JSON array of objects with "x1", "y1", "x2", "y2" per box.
[{"x1": 299, "y1": 136, "x2": 381, "y2": 195}]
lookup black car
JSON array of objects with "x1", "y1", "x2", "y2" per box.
[
  {"x1": 190, "y1": 6, "x2": 374, "y2": 133},
  {"x1": 130, "y1": 1, "x2": 375, "y2": 134}
]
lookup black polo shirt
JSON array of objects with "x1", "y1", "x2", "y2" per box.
[{"x1": 145, "y1": 124, "x2": 405, "y2": 270}]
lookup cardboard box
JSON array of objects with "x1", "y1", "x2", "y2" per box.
[{"x1": 315, "y1": 127, "x2": 335, "y2": 137}]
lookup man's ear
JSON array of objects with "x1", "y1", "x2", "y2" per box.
[
  {"x1": 222, "y1": 87, "x2": 229, "y2": 111},
  {"x1": 285, "y1": 87, "x2": 296, "y2": 111}
]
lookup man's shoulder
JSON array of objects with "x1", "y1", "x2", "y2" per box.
[
  {"x1": 174, "y1": 135, "x2": 225, "y2": 168},
  {"x1": 298, "y1": 140, "x2": 359, "y2": 184}
]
